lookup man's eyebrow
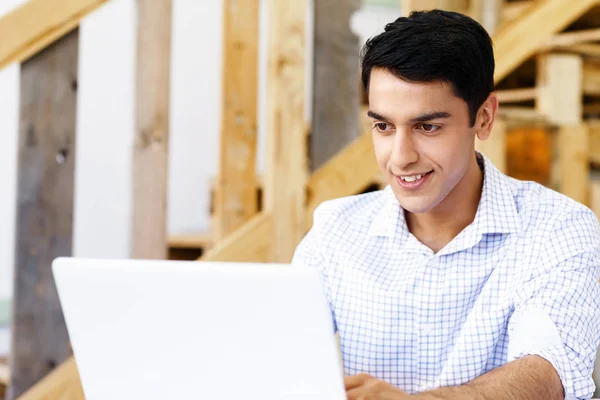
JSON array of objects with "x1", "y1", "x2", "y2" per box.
[
  {"x1": 367, "y1": 110, "x2": 392, "y2": 122},
  {"x1": 410, "y1": 111, "x2": 452, "y2": 123}
]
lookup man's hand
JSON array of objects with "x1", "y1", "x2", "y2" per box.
[{"x1": 344, "y1": 373, "x2": 409, "y2": 400}]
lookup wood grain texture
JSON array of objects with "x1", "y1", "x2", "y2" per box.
[
  {"x1": 0, "y1": 0, "x2": 109, "y2": 70},
  {"x1": 264, "y1": 0, "x2": 308, "y2": 262},
  {"x1": 131, "y1": 0, "x2": 172, "y2": 259},
  {"x1": 536, "y1": 53, "x2": 588, "y2": 204},
  {"x1": 8, "y1": 29, "x2": 79, "y2": 400},
  {"x1": 200, "y1": 212, "x2": 273, "y2": 262},
  {"x1": 493, "y1": 0, "x2": 597, "y2": 84},
  {"x1": 214, "y1": 0, "x2": 260, "y2": 240},
  {"x1": 311, "y1": 0, "x2": 361, "y2": 170},
  {"x1": 403, "y1": 0, "x2": 468, "y2": 14},
  {"x1": 306, "y1": 133, "x2": 380, "y2": 230},
  {"x1": 559, "y1": 125, "x2": 589, "y2": 205},
  {"x1": 17, "y1": 357, "x2": 84, "y2": 400}
]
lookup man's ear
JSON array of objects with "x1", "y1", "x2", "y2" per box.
[{"x1": 475, "y1": 92, "x2": 498, "y2": 142}]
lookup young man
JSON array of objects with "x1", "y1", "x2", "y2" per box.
[{"x1": 292, "y1": 9, "x2": 600, "y2": 400}]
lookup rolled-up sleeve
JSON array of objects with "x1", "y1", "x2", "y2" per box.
[{"x1": 508, "y1": 209, "x2": 600, "y2": 400}]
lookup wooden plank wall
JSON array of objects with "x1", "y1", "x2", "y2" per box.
[
  {"x1": 311, "y1": 0, "x2": 361, "y2": 171},
  {"x1": 213, "y1": 0, "x2": 260, "y2": 241},
  {"x1": 7, "y1": 29, "x2": 79, "y2": 400},
  {"x1": 265, "y1": 0, "x2": 308, "y2": 262},
  {"x1": 131, "y1": 0, "x2": 173, "y2": 259}
]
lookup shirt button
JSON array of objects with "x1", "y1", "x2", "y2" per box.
[{"x1": 423, "y1": 324, "x2": 434, "y2": 335}]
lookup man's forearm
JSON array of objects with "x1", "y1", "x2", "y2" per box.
[{"x1": 413, "y1": 355, "x2": 564, "y2": 400}]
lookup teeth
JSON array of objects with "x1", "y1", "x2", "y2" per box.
[{"x1": 401, "y1": 174, "x2": 423, "y2": 182}]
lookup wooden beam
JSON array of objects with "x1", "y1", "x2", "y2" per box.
[
  {"x1": 264, "y1": 0, "x2": 308, "y2": 262},
  {"x1": 470, "y1": 0, "x2": 503, "y2": 34},
  {"x1": 558, "y1": 124, "x2": 589, "y2": 204},
  {"x1": 496, "y1": 87, "x2": 537, "y2": 103},
  {"x1": 493, "y1": 0, "x2": 597, "y2": 84},
  {"x1": 588, "y1": 120, "x2": 600, "y2": 165},
  {"x1": 16, "y1": 357, "x2": 83, "y2": 400},
  {"x1": 168, "y1": 233, "x2": 213, "y2": 250},
  {"x1": 7, "y1": 29, "x2": 79, "y2": 400},
  {"x1": 131, "y1": 0, "x2": 172, "y2": 259},
  {"x1": 537, "y1": 53, "x2": 587, "y2": 204},
  {"x1": 306, "y1": 133, "x2": 380, "y2": 230},
  {"x1": 403, "y1": 0, "x2": 469, "y2": 15},
  {"x1": 565, "y1": 43, "x2": 600, "y2": 58},
  {"x1": 543, "y1": 28, "x2": 600, "y2": 49},
  {"x1": 497, "y1": 106, "x2": 546, "y2": 123},
  {"x1": 0, "y1": 0, "x2": 109, "y2": 71},
  {"x1": 214, "y1": 0, "x2": 259, "y2": 240},
  {"x1": 311, "y1": 0, "x2": 361, "y2": 170},
  {"x1": 537, "y1": 54, "x2": 583, "y2": 125},
  {"x1": 583, "y1": 62, "x2": 600, "y2": 96},
  {"x1": 201, "y1": 212, "x2": 273, "y2": 262},
  {"x1": 502, "y1": 1, "x2": 533, "y2": 24}
]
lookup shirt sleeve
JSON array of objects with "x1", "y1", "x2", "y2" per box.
[
  {"x1": 508, "y1": 209, "x2": 600, "y2": 400},
  {"x1": 291, "y1": 203, "x2": 338, "y2": 334}
]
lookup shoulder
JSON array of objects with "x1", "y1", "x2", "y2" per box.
[{"x1": 511, "y1": 177, "x2": 600, "y2": 262}]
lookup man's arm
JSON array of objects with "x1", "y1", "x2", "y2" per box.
[{"x1": 413, "y1": 355, "x2": 563, "y2": 400}]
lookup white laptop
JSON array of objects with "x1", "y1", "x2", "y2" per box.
[{"x1": 52, "y1": 257, "x2": 345, "y2": 400}]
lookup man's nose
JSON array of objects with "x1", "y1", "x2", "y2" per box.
[{"x1": 389, "y1": 129, "x2": 418, "y2": 170}]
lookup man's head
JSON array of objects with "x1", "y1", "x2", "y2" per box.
[{"x1": 360, "y1": 10, "x2": 497, "y2": 215}]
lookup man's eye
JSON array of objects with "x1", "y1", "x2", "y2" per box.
[
  {"x1": 374, "y1": 123, "x2": 391, "y2": 133},
  {"x1": 419, "y1": 124, "x2": 440, "y2": 133}
]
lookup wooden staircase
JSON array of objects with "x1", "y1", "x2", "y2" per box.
[{"x1": 1, "y1": 0, "x2": 600, "y2": 398}]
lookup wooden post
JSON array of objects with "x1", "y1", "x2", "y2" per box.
[
  {"x1": 264, "y1": 0, "x2": 308, "y2": 262},
  {"x1": 311, "y1": 0, "x2": 361, "y2": 171},
  {"x1": 213, "y1": 0, "x2": 260, "y2": 241},
  {"x1": 536, "y1": 53, "x2": 588, "y2": 204},
  {"x1": 403, "y1": 0, "x2": 469, "y2": 15},
  {"x1": 7, "y1": 29, "x2": 79, "y2": 400},
  {"x1": 470, "y1": 0, "x2": 503, "y2": 33},
  {"x1": 132, "y1": 0, "x2": 172, "y2": 259}
]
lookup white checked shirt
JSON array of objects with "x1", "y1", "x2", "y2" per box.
[{"x1": 292, "y1": 154, "x2": 600, "y2": 399}]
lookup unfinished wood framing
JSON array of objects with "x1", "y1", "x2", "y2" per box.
[
  {"x1": 201, "y1": 212, "x2": 274, "y2": 262},
  {"x1": 496, "y1": 87, "x2": 537, "y2": 103},
  {"x1": 8, "y1": 29, "x2": 79, "y2": 400},
  {"x1": 501, "y1": 0, "x2": 532, "y2": 25},
  {"x1": 403, "y1": 0, "x2": 468, "y2": 15},
  {"x1": 0, "y1": 0, "x2": 109, "y2": 70},
  {"x1": 131, "y1": 0, "x2": 172, "y2": 259},
  {"x1": 214, "y1": 0, "x2": 259, "y2": 240},
  {"x1": 537, "y1": 53, "x2": 588, "y2": 204},
  {"x1": 17, "y1": 357, "x2": 83, "y2": 400},
  {"x1": 583, "y1": 62, "x2": 600, "y2": 96},
  {"x1": 264, "y1": 0, "x2": 308, "y2": 262},
  {"x1": 543, "y1": 28, "x2": 600, "y2": 49},
  {"x1": 469, "y1": 0, "x2": 503, "y2": 34},
  {"x1": 306, "y1": 133, "x2": 380, "y2": 230},
  {"x1": 311, "y1": 0, "x2": 361, "y2": 171},
  {"x1": 493, "y1": 0, "x2": 597, "y2": 84}
]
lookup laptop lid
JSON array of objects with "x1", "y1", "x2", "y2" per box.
[{"x1": 52, "y1": 257, "x2": 345, "y2": 400}]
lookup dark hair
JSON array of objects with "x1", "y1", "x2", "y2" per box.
[{"x1": 360, "y1": 9, "x2": 494, "y2": 127}]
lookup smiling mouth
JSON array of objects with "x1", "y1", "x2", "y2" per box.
[{"x1": 394, "y1": 170, "x2": 433, "y2": 189}]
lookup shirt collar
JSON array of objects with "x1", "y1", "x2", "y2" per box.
[{"x1": 367, "y1": 153, "x2": 521, "y2": 250}]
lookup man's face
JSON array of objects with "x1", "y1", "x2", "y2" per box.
[{"x1": 368, "y1": 68, "x2": 480, "y2": 215}]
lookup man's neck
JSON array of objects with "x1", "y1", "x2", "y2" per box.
[{"x1": 405, "y1": 155, "x2": 484, "y2": 254}]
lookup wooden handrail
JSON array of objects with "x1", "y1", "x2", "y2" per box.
[{"x1": 0, "y1": 0, "x2": 110, "y2": 71}]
